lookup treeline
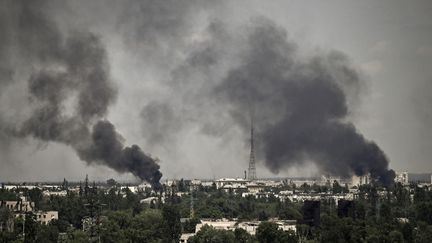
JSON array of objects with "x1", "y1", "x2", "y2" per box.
[{"x1": 2, "y1": 182, "x2": 432, "y2": 242}]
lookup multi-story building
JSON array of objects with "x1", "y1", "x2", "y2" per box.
[
  {"x1": 195, "y1": 218, "x2": 296, "y2": 236},
  {"x1": 395, "y1": 172, "x2": 409, "y2": 185},
  {"x1": 1, "y1": 196, "x2": 35, "y2": 212},
  {"x1": 351, "y1": 174, "x2": 371, "y2": 186},
  {"x1": 215, "y1": 178, "x2": 248, "y2": 189},
  {"x1": 36, "y1": 211, "x2": 58, "y2": 225}
]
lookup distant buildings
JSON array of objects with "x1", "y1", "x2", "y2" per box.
[
  {"x1": 394, "y1": 172, "x2": 432, "y2": 185},
  {"x1": 0, "y1": 196, "x2": 59, "y2": 232},
  {"x1": 194, "y1": 218, "x2": 296, "y2": 235},
  {"x1": 140, "y1": 196, "x2": 159, "y2": 205},
  {"x1": 35, "y1": 211, "x2": 59, "y2": 225},
  {"x1": 1, "y1": 169, "x2": 431, "y2": 235},
  {"x1": 1, "y1": 196, "x2": 35, "y2": 212},
  {"x1": 195, "y1": 219, "x2": 237, "y2": 232},
  {"x1": 408, "y1": 173, "x2": 432, "y2": 184},
  {"x1": 214, "y1": 178, "x2": 285, "y2": 195},
  {"x1": 215, "y1": 178, "x2": 248, "y2": 190},
  {"x1": 351, "y1": 174, "x2": 371, "y2": 187},
  {"x1": 395, "y1": 172, "x2": 409, "y2": 185},
  {"x1": 43, "y1": 190, "x2": 67, "y2": 197}
]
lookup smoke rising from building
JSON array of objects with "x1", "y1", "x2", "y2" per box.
[
  {"x1": 215, "y1": 19, "x2": 395, "y2": 186},
  {"x1": 0, "y1": 0, "x2": 162, "y2": 188},
  {"x1": 134, "y1": 14, "x2": 396, "y2": 185},
  {"x1": 0, "y1": 0, "x2": 400, "y2": 185}
]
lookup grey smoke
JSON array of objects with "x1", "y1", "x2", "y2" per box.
[
  {"x1": 140, "y1": 20, "x2": 235, "y2": 144},
  {"x1": 216, "y1": 19, "x2": 395, "y2": 186},
  {"x1": 0, "y1": 0, "x2": 162, "y2": 188},
  {"x1": 140, "y1": 101, "x2": 177, "y2": 144},
  {"x1": 119, "y1": 0, "x2": 221, "y2": 49},
  {"x1": 136, "y1": 15, "x2": 395, "y2": 185},
  {"x1": 412, "y1": 78, "x2": 432, "y2": 162},
  {"x1": 0, "y1": 0, "x2": 397, "y2": 186}
]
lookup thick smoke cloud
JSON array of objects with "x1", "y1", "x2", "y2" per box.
[
  {"x1": 139, "y1": 20, "x2": 236, "y2": 144},
  {"x1": 119, "y1": 0, "x2": 221, "y2": 49},
  {"x1": 0, "y1": 0, "x2": 162, "y2": 188},
  {"x1": 216, "y1": 19, "x2": 395, "y2": 186},
  {"x1": 79, "y1": 121, "x2": 162, "y2": 190},
  {"x1": 135, "y1": 13, "x2": 395, "y2": 185},
  {"x1": 0, "y1": 0, "x2": 396, "y2": 185}
]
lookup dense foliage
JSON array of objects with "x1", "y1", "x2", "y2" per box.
[{"x1": 1, "y1": 182, "x2": 432, "y2": 242}]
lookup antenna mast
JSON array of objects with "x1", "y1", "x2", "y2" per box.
[{"x1": 248, "y1": 115, "x2": 257, "y2": 180}]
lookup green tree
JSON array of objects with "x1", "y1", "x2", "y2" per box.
[
  {"x1": 365, "y1": 234, "x2": 379, "y2": 243},
  {"x1": 28, "y1": 188, "x2": 43, "y2": 210},
  {"x1": 124, "y1": 209, "x2": 166, "y2": 242},
  {"x1": 279, "y1": 230, "x2": 297, "y2": 243},
  {"x1": 35, "y1": 223, "x2": 59, "y2": 243},
  {"x1": 0, "y1": 189, "x2": 18, "y2": 201},
  {"x1": 18, "y1": 213, "x2": 38, "y2": 243},
  {"x1": 277, "y1": 202, "x2": 302, "y2": 220},
  {"x1": 183, "y1": 218, "x2": 200, "y2": 233},
  {"x1": 0, "y1": 231, "x2": 17, "y2": 243},
  {"x1": 67, "y1": 228, "x2": 90, "y2": 243},
  {"x1": 393, "y1": 183, "x2": 410, "y2": 207},
  {"x1": 105, "y1": 210, "x2": 131, "y2": 230},
  {"x1": 379, "y1": 202, "x2": 392, "y2": 221},
  {"x1": 414, "y1": 186, "x2": 428, "y2": 204},
  {"x1": 388, "y1": 230, "x2": 404, "y2": 243},
  {"x1": 332, "y1": 181, "x2": 343, "y2": 194},
  {"x1": 0, "y1": 208, "x2": 14, "y2": 232},
  {"x1": 188, "y1": 225, "x2": 236, "y2": 243},
  {"x1": 256, "y1": 222, "x2": 281, "y2": 243},
  {"x1": 414, "y1": 222, "x2": 432, "y2": 243},
  {"x1": 415, "y1": 203, "x2": 432, "y2": 224},
  {"x1": 401, "y1": 222, "x2": 414, "y2": 242},
  {"x1": 296, "y1": 224, "x2": 311, "y2": 243},
  {"x1": 319, "y1": 215, "x2": 344, "y2": 243},
  {"x1": 106, "y1": 179, "x2": 117, "y2": 188},
  {"x1": 258, "y1": 210, "x2": 269, "y2": 221},
  {"x1": 355, "y1": 200, "x2": 367, "y2": 220},
  {"x1": 234, "y1": 228, "x2": 256, "y2": 243},
  {"x1": 162, "y1": 204, "x2": 181, "y2": 243},
  {"x1": 98, "y1": 217, "x2": 126, "y2": 243}
]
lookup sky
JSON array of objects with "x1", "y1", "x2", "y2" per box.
[{"x1": 0, "y1": 0, "x2": 431, "y2": 182}]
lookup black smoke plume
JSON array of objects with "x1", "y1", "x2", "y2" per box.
[
  {"x1": 1, "y1": 1, "x2": 395, "y2": 186},
  {"x1": 79, "y1": 121, "x2": 162, "y2": 190},
  {"x1": 0, "y1": 0, "x2": 162, "y2": 188},
  {"x1": 131, "y1": 11, "x2": 395, "y2": 186},
  {"x1": 217, "y1": 19, "x2": 395, "y2": 186}
]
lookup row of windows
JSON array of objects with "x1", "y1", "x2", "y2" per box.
[{"x1": 2, "y1": 204, "x2": 31, "y2": 210}]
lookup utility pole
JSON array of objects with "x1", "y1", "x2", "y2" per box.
[
  {"x1": 190, "y1": 185, "x2": 196, "y2": 219},
  {"x1": 84, "y1": 174, "x2": 89, "y2": 196},
  {"x1": 22, "y1": 213, "x2": 25, "y2": 242}
]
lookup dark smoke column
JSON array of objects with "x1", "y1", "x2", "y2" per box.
[
  {"x1": 78, "y1": 121, "x2": 163, "y2": 190},
  {"x1": 217, "y1": 19, "x2": 395, "y2": 186},
  {"x1": 0, "y1": 1, "x2": 163, "y2": 189}
]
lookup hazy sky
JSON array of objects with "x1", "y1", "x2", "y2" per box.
[{"x1": 0, "y1": 0, "x2": 431, "y2": 182}]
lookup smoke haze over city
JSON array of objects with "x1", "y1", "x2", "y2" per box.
[{"x1": 1, "y1": 0, "x2": 432, "y2": 183}]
